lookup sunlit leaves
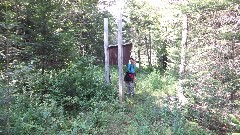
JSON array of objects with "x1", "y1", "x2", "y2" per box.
[{"x1": 182, "y1": 0, "x2": 240, "y2": 133}]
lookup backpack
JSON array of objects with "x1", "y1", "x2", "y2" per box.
[{"x1": 124, "y1": 64, "x2": 134, "y2": 81}]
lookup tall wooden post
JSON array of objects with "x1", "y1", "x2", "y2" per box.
[
  {"x1": 118, "y1": 13, "x2": 124, "y2": 102},
  {"x1": 104, "y1": 18, "x2": 110, "y2": 84}
]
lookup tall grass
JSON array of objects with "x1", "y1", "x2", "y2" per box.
[{"x1": 2, "y1": 65, "x2": 214, "y2": 134}]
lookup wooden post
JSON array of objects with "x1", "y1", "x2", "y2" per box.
[
  {"x1": 104, "y1": 18, "x2": 110, "y2": 84},
  {"x1": 118, "y1": 13, "x2": 124, "y2": 102}
]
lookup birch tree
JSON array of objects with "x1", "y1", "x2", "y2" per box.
[{"x1": 178, "y1": 14, "x2": 188, "y2": 105}]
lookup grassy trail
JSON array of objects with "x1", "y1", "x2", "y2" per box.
[
  {"x1": 106, "y1": 70, "x2": 177, "y2": 134},
  {"x1": 104, "y1": 69, "x2": 214, "y2": 135}
]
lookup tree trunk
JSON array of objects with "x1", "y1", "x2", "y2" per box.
[
  {"x1": 145, "y1": 35, "x2": 151, "y2": 67},
  {"x1": 178, "y1": 14, "x2": 188, "y2": 105},
  {"x1": 149, "y1": 31, "x2": 152, "y2": 67},
  {"x1": 6, "y1": 35, "x2": 10, "y2": 135},
  {"x1": 138, "y1": 48, "x2": 141, "y2": 70}
]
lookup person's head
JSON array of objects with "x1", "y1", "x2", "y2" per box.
[{"x1": 130, "y1": 57, "x2": 135, "y2": 64}]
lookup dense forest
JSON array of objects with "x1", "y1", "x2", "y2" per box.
[{"x1": 0, "y1": 0, "x2": 239, "y2": 134}]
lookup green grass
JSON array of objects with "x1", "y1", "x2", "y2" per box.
[
  {"x1": 1, "y1": 67, "x2": 215, "y2": 135},
  {"x1": 103, "y1": 68, "x2": 212, "y2": 135}
]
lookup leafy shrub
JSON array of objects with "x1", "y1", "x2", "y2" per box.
[
  {"x1": 6, "y1": 57, "x2": 118, "y2": 134},
  {"x1": 0, "y1": 71, "x2": 7, "y2": 134},
  {"x1": 47, "y1": 57, "x2": 118, "y2": 111},
  {"x1": 10, "y1": 57, "x2": 117, "y2": 112},
  {"x1": 10, "y1": 98, "x2": 67, "y2": 135},
  {"x1": 136, "y1": 70, "x2": 177, "y2": 95}
]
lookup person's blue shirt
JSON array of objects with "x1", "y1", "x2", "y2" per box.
[{"x1": 127, "y1": 63, "x2": 136, "y2": 74}]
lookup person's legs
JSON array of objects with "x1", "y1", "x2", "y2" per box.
[
  {"x1": 129, "y1": 81, "x2": 135, "y2": 96},
  {"x1": 125, "y1": 81, "x2": 130, "y2": 95}
]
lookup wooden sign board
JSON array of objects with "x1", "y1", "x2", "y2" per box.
[{"x1": 109, "y1": 43, "x2": 132, "y2": 65}]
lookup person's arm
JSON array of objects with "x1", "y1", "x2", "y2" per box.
[
  {"x1": 127, "y1": 64, "x2": 131, "y2": 73},
  {"x1": 133, "y1": 64, "x2": 136, "y2": 74}
]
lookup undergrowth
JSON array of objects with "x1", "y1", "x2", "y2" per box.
[{"x1": 0, "y1": 61, "x2": 237, "y2": 134}]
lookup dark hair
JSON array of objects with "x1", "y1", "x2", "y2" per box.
[{"x1": 130, "y1": 57, "x2": 134, "y2": 61}]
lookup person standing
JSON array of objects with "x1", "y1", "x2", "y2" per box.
[{"x1": 125, "y1": 58, "x2": 136, "y2": 96}]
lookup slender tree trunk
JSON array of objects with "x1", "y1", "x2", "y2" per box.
[
  {"x1": 178, "y1": 14, "x2": 188, "y2": 105},
  {"x1": 149, "y1": 31, "x2": 152, "y2": 67},
  {"x1": 137, "y1": 36, "x2": 141, "y2": 70},
  {"x1": 5, "y1": 1, "x2": 11, "y2": 133},
  {"x1": 138, "y1": 48, "x2": 141, "y2": 70},
  {"x1": 41, "y1": 20, "x2": 48, "y2": 102},
  {"x1": 41, "y1": 47, "x2": 45, "y2": 76},
  {"x1": 6, "y1": 36, "x2": 10, "y2": 135},
  {"x1": 145, "y1": 36, "x2": 151, "y2": 67},
  {"x1": 230, "y1": 32, "x2": 236, "y2": 113},
  {"x1": 136, "y1": 28, "x2": 141, "y2": 70}
]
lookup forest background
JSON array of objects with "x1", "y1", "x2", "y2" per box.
[{"x1": 0, "y1": 0, "x2": 239, "y2": 134}]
